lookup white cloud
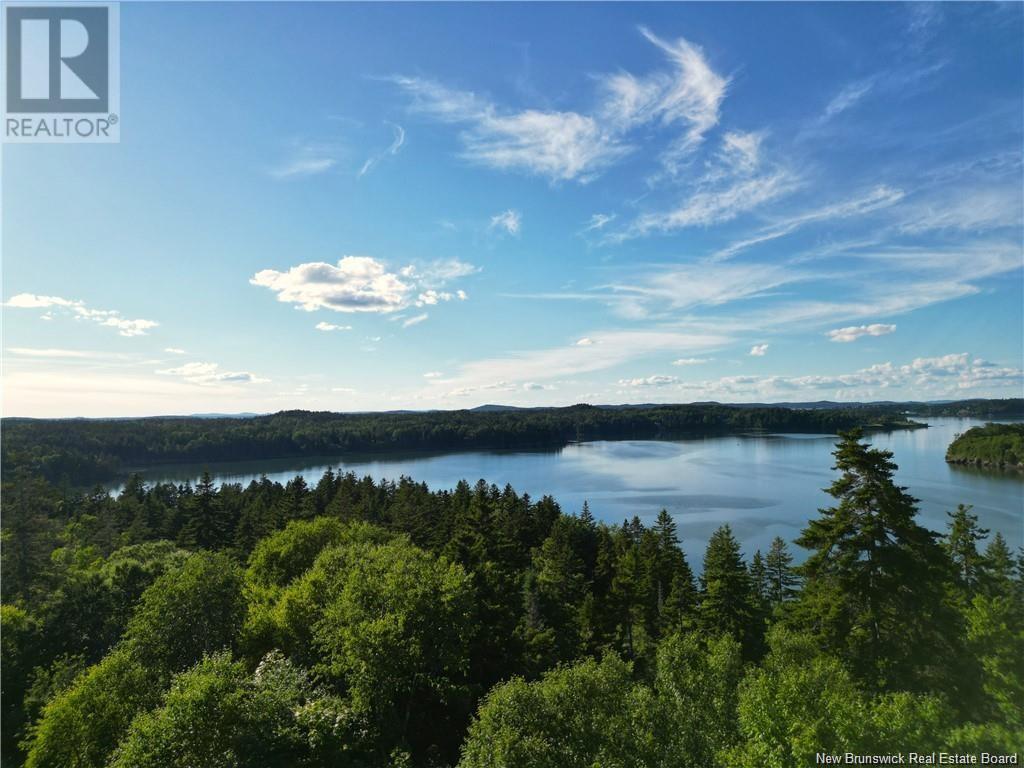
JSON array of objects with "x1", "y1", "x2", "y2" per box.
[
  {"x1": 393, "y1": 76, "x2": 629, "y2": 182},
  {"x1": 4, "y1": 293, "x2": 159, "y2": 337},
  {"x1": 4, "y1": 293, "x2": 79, "y2": 309},
  {"x1": 98, "y1": 317, "x2": 159, "y2": 337},
  {"x1": 331, "y1": 386, "x2": 357, "y2": 394},
  {"x1": 823, "y1": 80, "x2": 874, "y2": 121},
  {"x1": 270, "y1": 139, "x2": 342, "y2": 179},
  {"x1": 408, "y1": 258, "x2": 481, "y2": 287},
  {"x1": 403, "y1": 313, "x2": 429, "y2": 328},
  {"x1": 6, "y1": 347, "x2": 102, "y2": 359},
  {"x1": 582, "y1": 213, "x2": 616, "y2": 233},
  {"x1": 618, "y1": 374, "x2": 680, "y2": 387},
  {"x1": 434, "y1": 329, "x2": 728, "y2": 398},
  {"x1": 749, "y1": 344, "x2": 769, "y2": 356},
  {"x1": 272, "y1": 157, "x2": 335, "y2": 178},
  {"x1": 617, "y1": 26, "x2": 729, "y2": 170},
  {"x1": 423, "y1": 371, "x2": 443, "y2": 379},
  {"x1": 252, "y1": 257, "x2": 410, "y2": 313},
  {"x1": 898, "y1": 187, "x2": 1022, "y2": 234},
  {"x1": 164, "y1": 347, "x2": 187, "y2": 355},
  {"x1": 827, "y1": 323, "x2": 896, "y2": 343},
  {"x1": 671, "y1": 357, "x2": 710, "y2": 366},
  {"x1": 667, "y1": 352, "x2": 1022, "y2": 402},
  {"x1": 315, "y1": 321, "x2": 352, "y2": 332},
  {"x1": 718, "y1": 131, "x2": 763, "y2": 175},
  {"x1": 358, "y1": 122, "x2": 406, "y2": 178},
  {"x1": 252, "y1": 255, "x2": 474, "y2": 315},
  {"x1": 625, "y1": 171, "x2": 796, "y2": 237},
  {"x1": 490, "y1": 209, "x2": 521, "y2": 235},
  {"x1": 391, "y1": 26, "x2": 727, "y2": 183},
  {"x1": 710, "y1": 185, "x2": 906, "y2": 261},
  {"x1": 575, "y1": 337, "x2": 595, "y2": 346},
  {"x1": 156, "y1": 361, "x2": 269, "y2": 386}
]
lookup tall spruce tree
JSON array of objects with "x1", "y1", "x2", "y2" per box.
[
  {"x1": 699, "y1": 524, "x2": 758, "y2": 657},
  {"x1": 944, "y1": 504, "x2": 990, "y2": 595},
  {"x1": 765, "y1": 536, "x2": 799, "y2": 606},
  {"x1": 795, "y1": 430, "x2": 959, "y2": 692}
]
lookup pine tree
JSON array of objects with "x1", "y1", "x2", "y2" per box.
[
  {"x1": 765, "y1": 536, "x2": 799, "y2": 606},
  {"x1": 794, "y1": 430, "x2": 959, "y2": 692}
]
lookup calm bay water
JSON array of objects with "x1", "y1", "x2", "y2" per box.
[{"x1": 124, "y1": 418, "x2": 1022, "y2": 566}]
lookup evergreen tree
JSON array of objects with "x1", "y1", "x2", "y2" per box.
[
  {"x1": 178, "y1": 472, "x2": 230, "y2": 550},
  {"x1": 699, "y1": 524, "x2": 758, "y2": 657},
  {"x1": 945, "y1": 504, "x2": 990, "y2": 594},
  {"x1": 765, "y1": 536, "x2": 799, "y2": 606},
  {"x1": 983, "y1": 532, "x2": 1016, "y2": 599},
  {"x1": 794, "y1": 430, "x2": 959, "y2": 692},
  {"x1": 749, "y1": 551, "x2": 768, "y2": 605}
]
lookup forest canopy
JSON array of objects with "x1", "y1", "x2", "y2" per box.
[{"x1": 1, "y1": 430, "x2": 1022, "y2": 766}]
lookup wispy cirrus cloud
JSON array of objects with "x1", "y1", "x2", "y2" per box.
[
  {"x1": 4, "y1": 293, "x2": 159, "y2": 337},
  {"x1": 358, "y1": 122, "x2": 406, "y2": 177},
  {"x1": 710, "y1": 185, "x2": 906, "y2": 261},
  {"x1": 389, "y1": 26, "x2": 728, "y2": 183}
]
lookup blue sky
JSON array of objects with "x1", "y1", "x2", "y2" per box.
[{"x1": 3, "y1": 2, "x2": 1023, "y2": 417}]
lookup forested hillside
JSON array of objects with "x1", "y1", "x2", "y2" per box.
[
  {"x1": 1, "y1": 403, "x2": 928, "y2": 486},
  {"x1": 946, "y1": 423, "x2": 1024, "y2": 470},
  {"x1": 2, "y1": 430, "x2": 1021, "y2": 766}
]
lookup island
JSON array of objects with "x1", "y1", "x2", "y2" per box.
[{"x1": 945, "y1": 422, "x2": 1024, "y2": 471}]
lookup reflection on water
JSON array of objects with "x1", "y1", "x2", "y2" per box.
[{"x1": 119, "y1": 418, "x2": 1023, "y2": 567}]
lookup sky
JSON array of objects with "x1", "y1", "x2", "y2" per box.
[{"x1": 3, "y1": 2, "x2": 1023, "y2": 417}]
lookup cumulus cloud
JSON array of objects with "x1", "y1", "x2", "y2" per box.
[
  {"x1": 251, "y1": 255, "x2": 474, "y2": 315},
  {"x1": 749, "y1": 344, "x2": 769, "y2": 356},
  {"x1": 490, "y1": 209, "x2": 521, "y2": 235},
  {"x1": 157, "y1": 361, "x2": 268, "y2": 386},
  {"x1": 575, "y1": 337, "x2": 596, "y2": 346},
  {"x1": 827, "y1": 323, "x2": 896, "y2": 343},
  {"x1": 315, "y1": 321, "x2": 352, "y2": 332},
  {"x1": 4, "y1": 293, "x2": 159, "y2": 337}
]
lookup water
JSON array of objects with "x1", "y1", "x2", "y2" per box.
[{"x1": 120, "y1": 418, "x2": 1023, "y2": 566}]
